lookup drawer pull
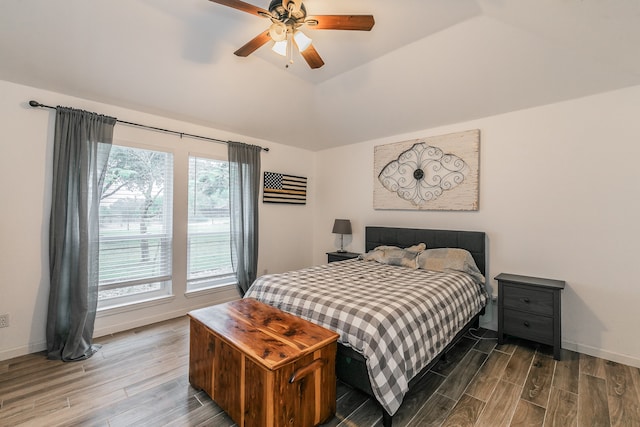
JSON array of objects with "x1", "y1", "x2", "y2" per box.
[
  {"x1": 521, "y1": 297, "x2": 530, "y2": 303},
  {"x1": 523, "y1": 321, "x2": 530, "y2": 327},
  {"x1": 289, "y1": 359, "x2": 325, "y2": 383}
]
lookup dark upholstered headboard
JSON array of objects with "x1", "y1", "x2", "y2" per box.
[{"x1": 365, "y1": 226, "x2": 486, "y2": 276}]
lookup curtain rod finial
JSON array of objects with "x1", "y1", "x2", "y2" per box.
[{"x1": 29, "y1": 100, "x2": 41, "y2": 108}]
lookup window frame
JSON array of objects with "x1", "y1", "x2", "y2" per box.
[
  {"x1": 185, "y1": 152, "x2": 235, "y2": 294},
  {"x1": 97, "y1": 141, "x2": 175, "y2": 310}
]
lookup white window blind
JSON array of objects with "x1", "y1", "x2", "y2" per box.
[
  {"x1": 98, "y1": 145, "x2": 173, "y2": 308},
  {"x1": 187, "y1": 155, "x2": 234, "y2": 291}
]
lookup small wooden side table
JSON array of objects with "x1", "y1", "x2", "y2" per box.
[{"x1": 496, "y1": 273, "x2": 565, "y2": 360}]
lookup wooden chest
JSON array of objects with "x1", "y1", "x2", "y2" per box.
[{"x1": 188, "y1": 298, "x2": 339, "y2": 427}]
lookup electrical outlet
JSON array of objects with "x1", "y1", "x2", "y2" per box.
[{"x1": 0, "y1": 314, "x2": 9, "y2": 328}]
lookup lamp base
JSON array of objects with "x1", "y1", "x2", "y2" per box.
[{"x1": 336, "y1": 249, "x2": 347, "y2": 253}]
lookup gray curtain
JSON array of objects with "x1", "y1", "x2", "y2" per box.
[
  {"x1": 228, "y1": 141, "x2": 262, "y2": 296},
  {"x1": 47, "y1": 107, "x2": 115, "y2": 361}
]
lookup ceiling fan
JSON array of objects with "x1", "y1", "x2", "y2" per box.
[{"x1": 208, "y1": 0, "x2": 375, "y2": 69}]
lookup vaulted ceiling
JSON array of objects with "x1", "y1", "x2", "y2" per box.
[{"x1": 2, "y1": 0, "x2": 640, "y2": 151}]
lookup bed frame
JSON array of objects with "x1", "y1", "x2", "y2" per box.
[{"x1": 335, "y1": 226, "x2": 487, "y2": 427}]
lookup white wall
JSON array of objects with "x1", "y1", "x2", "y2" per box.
[
  {"x1": 3, "y1": 77, "x2": 640, "y2": 369},
  {"x1": 0, "y1": 80, "x2": 315, "y2": 361},
  {"x1": 314, "y1": 85, "x2": 640, "y2": 368}
]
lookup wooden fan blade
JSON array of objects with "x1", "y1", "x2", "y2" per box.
[
  {"x1": 300, "y1": 44, "x2": 325, "y2": 69},
  {"x1": 306, "y1": 15, "x2": 375, "y2": 31},
  {"x1": 234, "y1": 30, "x2": 271, "y2": 57},
  {"x1": 208, "y1": 0, "x2": 270, "y2": 18}
]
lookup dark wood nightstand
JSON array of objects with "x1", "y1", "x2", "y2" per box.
[
  {"x1": 496, "y1": 273, "x2": 565, "y2": 360},
  {"x1": 326, "y1": 251, "x2": 360, "y2": 263}
]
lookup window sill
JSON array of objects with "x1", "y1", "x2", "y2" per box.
[
  {"x1": 96, "y1": 294, "x2": 175, "y2": 317},
  {"x1": 185, "y1": 283, "x2": 237, "y2": 299}
]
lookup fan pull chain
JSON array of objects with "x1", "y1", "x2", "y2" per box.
[
  {"x1": 288, "y1": 31, "x2": 293, "y2": 65},
  {"x1": 284, "y1": 30, "x2": 293, "y2": 68}
]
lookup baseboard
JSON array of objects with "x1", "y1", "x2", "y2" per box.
[
  {"x1": 562, "y1": 339, "x2": 640, "y2": 369},
  {"x1": 0, "y1": 295, "x2": 240, "y2": 362},
  {"x1": 457, "y1": 325, "x2": 640, "y2": 369},
  {"x1": 0, "y1": 341, "x2": 47, "y2": 362},
  {"x1": 93, "y1": 295, "x2": 240, "y2": 338}
]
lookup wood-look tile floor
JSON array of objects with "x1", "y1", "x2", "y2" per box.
[{"x1": 1, "y1": 316, "x2": 639, "y2": 427}]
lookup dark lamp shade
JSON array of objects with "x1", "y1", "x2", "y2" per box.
[{"x1": 332, "y1": 219, "x2": 352, "y2": 235}]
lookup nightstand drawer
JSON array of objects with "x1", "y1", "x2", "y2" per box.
[
  {"x1": 502, "y1": 308, "x2": 554, "y2": 344},
  {"x1": 502, "y1": 284, "x2": 554, "y2": 316},
  {"x1": 328, "y1": 254, "x2": 348, "y2": 263},
  {"x1": 327, "y1": 252, "x2": 360, "y2": 263}
]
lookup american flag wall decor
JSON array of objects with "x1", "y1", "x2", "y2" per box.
[{"x1": 263, "y1": 172, "x2": 307, "y2": 205}]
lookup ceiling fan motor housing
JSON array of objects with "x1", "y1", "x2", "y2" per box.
[{"x1": 269, "y1": 0, "x2": 306, "y2": 22}]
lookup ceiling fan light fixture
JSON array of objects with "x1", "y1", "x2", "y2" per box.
[
  {"x1": 268, "y1": 22, "x2": 287, "y2": 42},
  {"x1": 272, "y1": 40, "x2": 288, "y2": 56},
  {"x1": 293, "y1": 30, "x2": 312, "y2": 52}
]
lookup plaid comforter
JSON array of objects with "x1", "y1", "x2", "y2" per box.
[{"x1": 244, "y1": 258, "x2": 488, "y2": 415}]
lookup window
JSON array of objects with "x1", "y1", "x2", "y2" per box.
[
  {"x1": 187, "y1": 155, "x2": 234, "y2": 291},
  {"x1": 98, "y1": 145, "x2": 173, "y2": 308}
]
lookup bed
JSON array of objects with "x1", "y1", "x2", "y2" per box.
[{"x1": 244, "y1": 226, "x2": 488, "y2": 426}]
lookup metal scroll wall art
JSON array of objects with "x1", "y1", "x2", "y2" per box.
[{"x1": 373, "y1": 129, "x2": 480, "y2": 211}]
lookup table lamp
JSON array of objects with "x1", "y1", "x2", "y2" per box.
[{"x1": 332, "y1": 219, "x2": 352, "y2": 253}]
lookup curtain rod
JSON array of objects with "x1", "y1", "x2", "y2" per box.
[{"x1": 28, "y1": 100, "x2": 269, "y2": 152}]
